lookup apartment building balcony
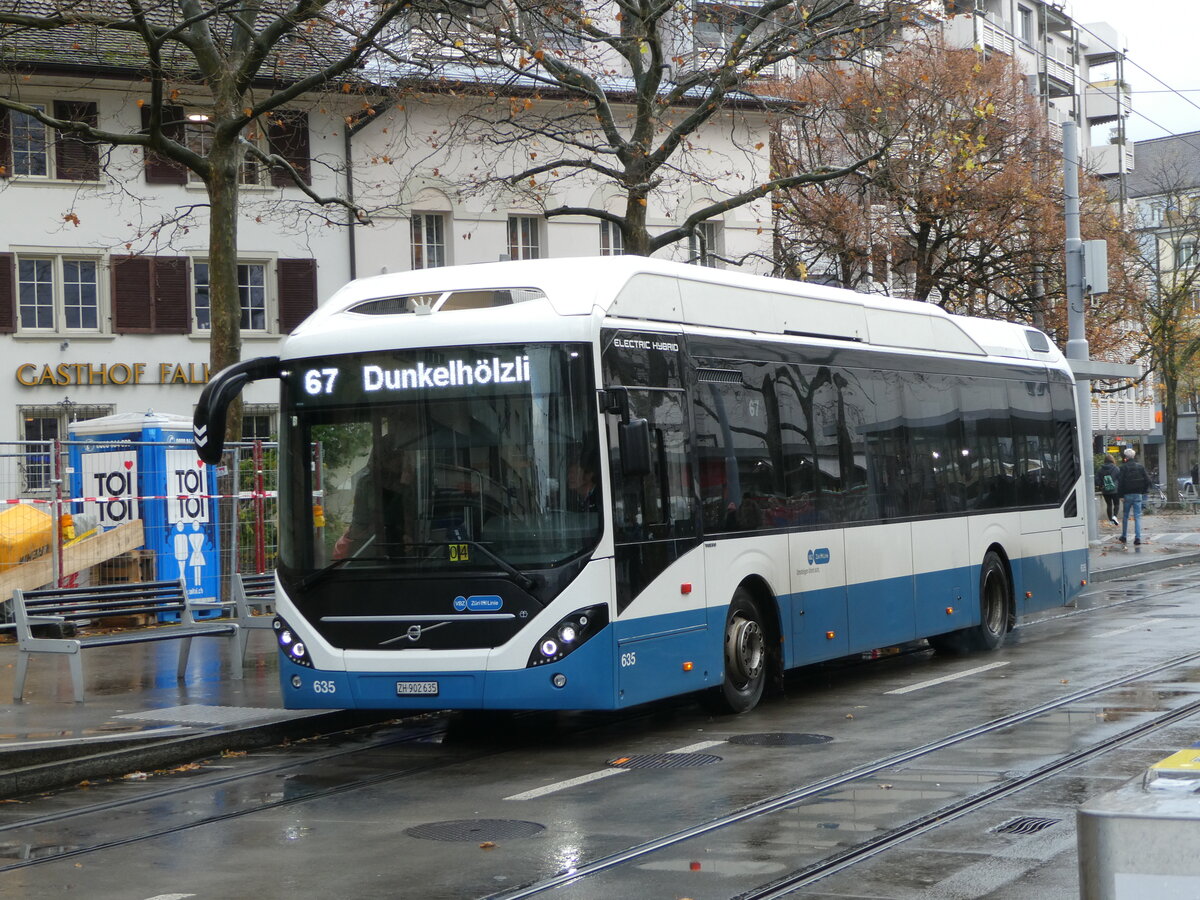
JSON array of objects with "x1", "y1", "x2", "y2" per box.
[
  {"x1": 1045, "y1": 104, "x2": 1071, "y2": 144},
  {"x1": 1081, "y1": 22, "x2": 1125, "y2": 65},
  {"x1": 1040, "y1": 45, "x2": 1076, "y2": 97},
  {"x1": 1085, "y1": 80, "x2": 1131, "y2": 125},
  {"x1": 978, "y1": 16, "x2": 1015, "y2": 56},
  {"x1": 1087, "y1": 142, "x2": 1135, "y2": 176},
  {"x1": 1040, "y1": 0, "x2": 1073, "y2": 34},
  {"x1": 1092, "y1": 396, "x2": 1155, "y2": 435}
]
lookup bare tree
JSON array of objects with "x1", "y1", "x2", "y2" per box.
[
  {"x1": 393, "y1": 0, "x2": 932, "y2": 259},
  {"x1": 1126, "y1": 146, "x2": 1200, "y2": 500},
  {"x1": 771, "y1": 36, "x2": 1141, "y2": 357},
  {"x1": 774, "y1": 39, "x2": 1059, "y2": 307},
  {"x1": 0, "y1": 0, "x2": 413, "y2": 440}
]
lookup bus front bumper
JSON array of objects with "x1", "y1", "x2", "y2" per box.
[{"x1": 278, "y1": 631, "x2": 617, "y2": 710}]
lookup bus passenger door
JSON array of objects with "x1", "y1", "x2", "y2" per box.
[{"x1": 609, "y1": 389, "x2": 707, "y2": 706}]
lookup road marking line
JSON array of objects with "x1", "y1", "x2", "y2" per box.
[
  {"x1": 504, "y1": 740, "x2": 726, "y2": 801},
  {"x1": 504, "y1": 768, "x2": 629, "y2": 801},
  {"x1": 1097, "y1": 618, "x2": 1166, "y2": 638},
  {"x1": 669, "y1": 740, "x2": 726, "y2": 753},
  {"x1": 885, "y1": 661, "x2": 1010, "y2": 695}
]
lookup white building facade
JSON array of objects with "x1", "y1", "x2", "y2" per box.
[{"x1": 0, "y1": 5, "x2": 780, "y2": 484}]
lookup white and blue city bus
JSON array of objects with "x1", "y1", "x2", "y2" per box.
[{"x1": 195, "y1": 257, "x2": 1087, "y2": 714}]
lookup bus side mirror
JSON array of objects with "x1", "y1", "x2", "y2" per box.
[
  {"x1": 619, "y1": 418, "x2": 652, "y2": 477},
  {"x1": 194, "y1": 356, "x2": 282, "y2": 463}
]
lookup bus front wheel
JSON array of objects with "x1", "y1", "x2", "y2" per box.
[{"x1": 705, "y1": 588, "x2": 766, "y2": 715}]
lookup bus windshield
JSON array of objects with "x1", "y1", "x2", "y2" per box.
[{"x1": 278, "y1": 343, "x2": 600, "y2": 577}]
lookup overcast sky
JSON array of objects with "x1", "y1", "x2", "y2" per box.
[{"x1": 1075, "y1": 0, "x2": 1200, "y2": 142}]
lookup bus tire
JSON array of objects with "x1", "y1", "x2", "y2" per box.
[
  {"x1": 932, "y1": 551, "x2": 1009, "y2": 654},
  {"x1": 705, "y1": 588, "x2": 766, "y2": 715}
]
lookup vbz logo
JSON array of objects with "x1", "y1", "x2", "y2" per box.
[{"x1": 807, "y1": 547, "x2": 831, "y2": 566}]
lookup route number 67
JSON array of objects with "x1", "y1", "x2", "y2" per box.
[{"x1": 304, "y1": 368, "x2": 339, "y2": 395}]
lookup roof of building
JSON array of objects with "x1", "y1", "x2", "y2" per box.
[
  {"x1": 1126, "y1": 131, "x2": 1200, "y2": 198},
  {"x1": 0, "y1": 0, "x2": 352, "y2": 85}
]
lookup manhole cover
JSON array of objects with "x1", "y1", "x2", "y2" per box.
[
  {"x1": 727, "y1": 733, "x2": 834, "y2": 747},
  {"x1": 607, "y1": 752, "x2": 722, "y2": 769},
  {"x1": 992, "y1": 815, "x2": 1061, "y2": 836},
  {"x1": 405, "y1": 819, "x2": 545, "y2": 842}
]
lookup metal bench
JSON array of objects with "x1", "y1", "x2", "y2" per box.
[
  {"x1": 232, "y1": 572, "x2": 276, "y2": 659},
  {"x1": 11, "y1": 578, "x2": 242, "y2": 703}
]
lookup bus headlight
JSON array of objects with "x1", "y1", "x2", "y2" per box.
[
  {"x1": 527, "y1": 604, "x2": 609, "y2": 668},
  {"x1": 275, "y1": 615, "x2": 314, "y2": 668}
]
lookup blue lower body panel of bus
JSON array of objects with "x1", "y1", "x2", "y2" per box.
[{"x1": 278, "y1": 627, "x2": 618, "y2": 710}]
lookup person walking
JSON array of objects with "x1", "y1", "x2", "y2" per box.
[
  {"x1": 1117, "y1": 447, "x2": 1151, "y2": 546},
  {"x1": 1095, "y1": 453, "x2": 1121, "y2": 526}
]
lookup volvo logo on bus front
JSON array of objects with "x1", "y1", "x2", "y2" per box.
[{"x1": 808, "y1": 548, "x2": 831, "y2": 566}]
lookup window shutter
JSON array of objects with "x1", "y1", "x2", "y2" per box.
[
  {"x1": 53, "y1": 101, "x2": 100, "y2": 181},
  {"x1": 113, "y1": 255, "x2": 193, "y2": 333},
  {"x1": 153, "y1": 256, "x2": 191, "y2": 333},
  {"x1": 277, "y1": 258, "x2": 317, "y2": 333},
  {"x1": 141, "y1": 105, "x2": 187, "y2": 185},
  {"x1": 111, "y1": 256, "x2": 154, "y2": 332},
  {"x1": 0, "y1": 253, "x2": 14, "y2": 333},
  {"x1": 267, "y1": 111, "x2": 311, "y2": 187},
  {"x1": 0, "y1": 109, "x2": 9, "y2": 179}
]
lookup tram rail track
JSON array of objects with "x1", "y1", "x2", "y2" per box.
[
  {"x1": 3, "y1": 578, "x2": 1199, "y2": 892},
  {"x1": 486, "y1": 648, "x2": 1200, "y2": 899}
]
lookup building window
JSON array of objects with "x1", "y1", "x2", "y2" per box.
[
  {"x1": 193, "y1": 261, "x2": 268, "y2": 332},
  {"x1": 693, "y1": 1, "x2": 758, "y2": 49},
  {"x1": 508, "y1": 216, "x2": 541, "y2": 260},
  {"x1": 4, "y1": 101, "x2": 99, "y2": 181},
  {"x1": 184, "y1": 116, "x2": 262, "y2": 184},
  {"x1": 1017, "y1": 6, "x2": 1033, "y2": 43},
  {"x1": 17, "y1": 256, "x2": 100, "y2": 332},
  {"x1": 600, "y1": 221, "x2": 624, "y2": 256},
  {"x1": 525, "y1": 0, "x2": 583, "y2": 48},
  {"x1": 11, "y1": 107, "x2": 50, "y2": 177},
  {"x1": 1177, "y1": 238, "x2": 1198, "y2": 270},
  {"x1": 411, "y1": 213, "x2": 447, "y2": 269},
  {"x1": 20, "y1": 403, "x2": 113, "y2": 493},
  {"x1": 688, "y1": 220, "x2": 722, "y2": 267},
  {"x1": 242, "y1": 405, "x2": 277, "y2": 441}
]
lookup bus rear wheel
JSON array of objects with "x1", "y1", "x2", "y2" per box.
[
  {"x1": 705, "y1": 588, "x2": 766, "y2": 715},
  {"x1": 931, "y1": 551, "x2": 1010, "y2": 654}
]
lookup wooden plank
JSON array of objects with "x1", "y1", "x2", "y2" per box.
[{"x1": 0, "y1": 520, "x2": 146, "y2": 598}]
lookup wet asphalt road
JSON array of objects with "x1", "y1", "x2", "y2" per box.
[{"x1": 3, "y1": 564, "x2": 1200, "y2": 900}]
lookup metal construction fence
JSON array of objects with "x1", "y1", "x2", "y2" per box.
[{"x1": 0, "y1": 439, "x2": 278, "y2": 610}]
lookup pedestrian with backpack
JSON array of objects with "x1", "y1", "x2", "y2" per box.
[
  {"x1": 1095, "y1": 453, "x2": 1120, "y2": 526},
  {"x1": 1117, "y1": 448, "x2": 1151, "y2": 546}
]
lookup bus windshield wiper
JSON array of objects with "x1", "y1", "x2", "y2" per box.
[
  {"x1": 298, "y1": 554, "x2": 391, "y2": 589},
  {"x1": 453, "y1": 540, "x2": 536, "y2": 592}
]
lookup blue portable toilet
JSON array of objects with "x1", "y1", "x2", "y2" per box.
[{"x1": 68, "y1": 411, "x2": 220, "y2": 615}]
